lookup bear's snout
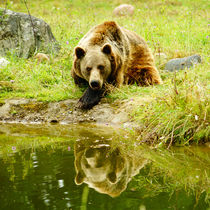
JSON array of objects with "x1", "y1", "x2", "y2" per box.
[{"x1": 90, "y1": 80, "x2": 101, "y2": 90}]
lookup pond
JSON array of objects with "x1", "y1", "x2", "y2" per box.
[{"x1": 0, "y1": 123, "x2": 209, "y2": 210}]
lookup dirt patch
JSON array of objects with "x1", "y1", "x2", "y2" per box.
[{"x1": 0, "y1": 98, "x2": 135, "y2": 127}]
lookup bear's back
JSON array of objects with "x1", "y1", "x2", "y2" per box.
[
  {"x1": 78, "y1": 21, "x2": 148, "y2": 61},
  {"x1": 78, "y1": 22, "x2": 127, "y2": 51}
]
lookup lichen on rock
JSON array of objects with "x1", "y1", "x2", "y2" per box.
[{"x1": 0, "y1": 8, "x2": 60, "y2": 58}]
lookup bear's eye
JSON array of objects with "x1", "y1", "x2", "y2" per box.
[
  {"x1": 98, "y1": 65, "x2": 105, "y2": 71},
  {"x1": 86, "y1": 67, "x2": 92, "y2": 72}
]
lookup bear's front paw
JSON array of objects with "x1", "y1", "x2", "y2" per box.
[
  {"x1": 77, "y1": 86, "x2": 103, "y2": 109},
  {"x1": 77, "y1": 99, "x2": 96, "y2": 110}
]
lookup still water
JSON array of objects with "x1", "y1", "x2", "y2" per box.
[{"x1": 0, "y1": 123, "x2": 209, "y2": 210}]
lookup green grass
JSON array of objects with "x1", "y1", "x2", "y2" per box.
[{"x1": 0, "y1": 0, "x2": 209, "y2": 145}]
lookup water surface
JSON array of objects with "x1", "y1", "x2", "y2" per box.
[{"x1": 0, "y1": 123, "x2": 209, "y2": 210}]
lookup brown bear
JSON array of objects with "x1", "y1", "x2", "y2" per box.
[
  {"x1": 71, "y1": 21, "x2": 162, "y2": 109},
  {"x1": 74, "y1": 139, "x2": 147, "y2": 197}
]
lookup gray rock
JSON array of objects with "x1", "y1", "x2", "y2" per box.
[
  {"x1": 0, "y1": 8, "x2": 60, "y2": 58},
  {"x1": 164, "y1": 55, "x2": 201, "y2": 71}
]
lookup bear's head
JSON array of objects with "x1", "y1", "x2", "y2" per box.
[
  {"x1": 74, "y1": 44, "x2": 113, "y2": 90},
  {"x1": 74, "y1": 139, "x2": 140, "y2": 197}
]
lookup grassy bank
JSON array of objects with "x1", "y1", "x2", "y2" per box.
[{"x1": 0, "y1": 0, "x2": 209, "y2": 145}]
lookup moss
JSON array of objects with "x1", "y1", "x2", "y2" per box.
[{"x1": 20, "y1": 102, "x2": 48, "y2": 111}]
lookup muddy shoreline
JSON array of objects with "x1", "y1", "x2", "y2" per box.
[
  {"x1": 1, "y1": 98, "x2": 209, "y2": 148},
  {"x1": 0, "y1": 98, "x2": 134, "y2": 127}
]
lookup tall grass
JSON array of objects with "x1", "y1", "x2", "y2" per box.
[{"x1": 132, "y1": 65, "x2": 209, "y2": 145}]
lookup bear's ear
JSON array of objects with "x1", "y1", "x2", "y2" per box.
[
  {"x1": 75, "y1": 47, "x2": 86, "y2": 59},
  {"x1": 75, "y1": 171, "x2": 85, "y2": 185},
  {"x1": 102, "y1": 44, "x2": 112, "y2": 55},
  {"x1": 107, "y1": 171, "x2": 117, "y2": 183}
]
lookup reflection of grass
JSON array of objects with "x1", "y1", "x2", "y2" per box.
[
  {"x1": 81, "y1": 186, "x2": 89, "y2": 210},
  {"x1": 0, "y1": 134, "x2": 74, "y2": 182},
  {"x1": 109, "y1": 135, "x2": 209, "y2": 203},
  {"x1": 0, "y1": 135, "x2": 72, "y2": 158},
  {"x1": 128, "y1": 146, "x2": 210, "y2": 204},
  {"x1": 0, "y1": 123, "x2": 124, "y2": 158},
  {"x1": 0, "y1": 0, "x2": 209, "y2": 144}
]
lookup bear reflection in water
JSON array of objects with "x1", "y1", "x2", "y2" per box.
[{"x1": 74, "y1": 139, "x2": 147, "y2": 197}]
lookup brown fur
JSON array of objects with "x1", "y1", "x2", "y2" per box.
[
  {"x1": 74, "y1": 139, "x2": 147, "y2": 197},
  {"x1": 71, "y1": 21, "x2": 162, "y2": 109}
]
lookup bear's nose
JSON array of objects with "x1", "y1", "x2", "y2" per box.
[{"x1": 90, "y1": 80, "x2": 100, "y2": 89}]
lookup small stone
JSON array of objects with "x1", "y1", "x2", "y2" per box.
[
  {"x1": 164, "y1": 55, "x2": 202, "y2": 71},
  {"x1": 113, "y1": 4, "x2": 134, "y2": 17},
  {"x1": 34, "y1": 53, "x2": 50, "y2": 63},
  {"x1": 50, "y1": 119, "x2": 58, "y2": 123}
]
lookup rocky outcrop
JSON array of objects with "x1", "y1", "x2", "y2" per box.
[{"x1": 0, "y1": 8, "x2": 60, "y2": 58}]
